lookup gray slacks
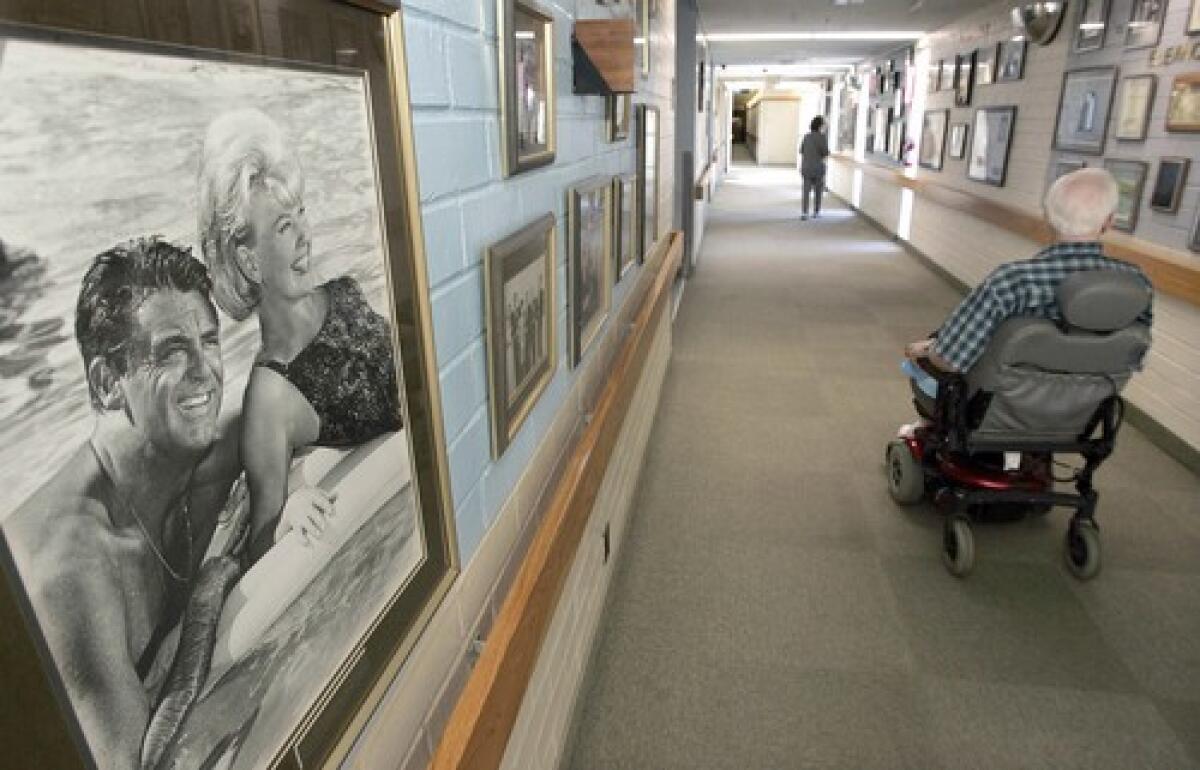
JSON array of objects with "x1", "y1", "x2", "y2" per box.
[{"x1": 801, "y1": 173, "x2": 824, "y2": 215}]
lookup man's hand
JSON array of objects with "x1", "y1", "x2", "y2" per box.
[
  {"x1": 275, "y1": 487, "x2": 338, "y2": 546},
  {"x1": 904, "y1": 338, "x2": 934, "y2": 361}
]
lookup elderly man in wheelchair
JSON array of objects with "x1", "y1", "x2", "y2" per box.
[{"x1": 888, "y1": 168, "x2": 1154, "y2": 579}]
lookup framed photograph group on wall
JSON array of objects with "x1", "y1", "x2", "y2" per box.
[
  {"x1": 1103, "y1": 159, "x2": 1149, "y2": 232},
  {"x1": 1053, "y1": 66, "x2": 1117, "y2": 154},
  {"x1": 920, "y1": 109, "x2": 949, "y2": 171},
  {"x1": 499, "y1": 0, "x2": 556, "y2": 175},
  {"x1": 968, "y1": 106, "x2": 1017, "y2": 186},
  {"x1": 568, "y1": 178, "x2": 613, "y2": 367},
  {"x1": 636, "y1": 104, "x2": 661, "y2": 261},
  {"x1": 485, "y1": 214, "x2": 557, "y2": 457},
  {"x1": 0, "y1": 3, "x2": 459, "y2": 769}
]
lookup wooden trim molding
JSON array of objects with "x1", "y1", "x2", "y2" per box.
[
  {"x1": 430, "y1": 232, "x2": 684, "y2": 770},
  {"x1": 828, "y1": 154, "x2": 1200, "y2": 308}
]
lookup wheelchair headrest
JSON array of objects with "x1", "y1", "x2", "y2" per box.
[{"x1": 1058, "y1": 270, "x2": 1151, "y2": 332}]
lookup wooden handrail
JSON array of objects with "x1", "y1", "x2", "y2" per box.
[
  {"x1": 828, "y1": 154, "x2": 1200, "y2": 308},
  {"x1": 430, "y1": 232, "x2": 684, "y2": 770}
]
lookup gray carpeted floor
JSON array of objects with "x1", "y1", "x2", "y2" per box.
[{"x1": 565, "y1": 163, "x2": 1200, "y2": 770}]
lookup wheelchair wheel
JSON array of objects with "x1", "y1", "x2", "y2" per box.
[
  {"x1": 941, "y1": 515, "x2": 974, "y2": 577},
  {"x1": 886, "y1": 440, "x2": 924, "y2": 505},
  {"x1": 1064, "y1": 521, "x2": 1101, "y2": 580}
]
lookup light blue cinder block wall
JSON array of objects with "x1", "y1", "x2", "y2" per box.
[{"x1": 398, "y1": 0, "x2": 640, "y2": 564}]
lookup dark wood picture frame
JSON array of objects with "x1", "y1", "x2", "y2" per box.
[
  {"x1": 919, "y1": 109, "x2": 949, "y2": 171},
  {"x1": 0, "y1": 4, "x2": 458, "y2": 769},
  {"x1": 499, "y1": 0, "x2": 556, "y2": 175},
  {"x1": 1074, "y1": 0, "x2": 1110, "y2": 52},
  {"x1": 1149, "y1": 157, "x2": 1190, "y2": 213},
  {"x1": 1102, "y1": 158, "x2": 1149, "y2": 232},
  {"x1": 954, "y1": 50, "x2": 976, "y2": 107},
  {"x1": 967, "y1": 105, "x2": 1017, "y2": 186},
  {"x1": 567, "y1": 177, "x2": 613, "y2": 367},
  {"x1": 1053, "y1": 66, "x2": 1118, "y2": 154}
]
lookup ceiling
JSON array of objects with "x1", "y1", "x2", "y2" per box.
[{"x1": 698, "y1": 0, "x2": 1002, "y2": 65}]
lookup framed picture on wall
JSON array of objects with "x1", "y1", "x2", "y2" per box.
[
  {"x1": 920, "y1": 109, "x2": 949, "y2": 170},
  {"x1": 0, "y1": 5, "x2": 460, "y2": 769},
  {"x1": 1053, "y1": 159, "x2": 1087, "y2": 180},
  {"x1": 1166, "y1": 73, "x2": 1200, "y2": 131},
  {"x1": 997, "y1": 39, "x2": 1026, "y2": 82},
  {"x1": 499, "y1": 0, "x2": 556, "y2": 175},
  {"x1": 636, "y1": 104, "x2": 661, "y2": 261},
  {"x1": 613, "y1": 174, "x2": 638, "y2": 281},
  {"x1": 1074, "y1": 0, "x2": 1110, "y2": 52},
  {"x1": 930, "y1": 60, "x2": 943, "y2": 93},
  {"x1": 638, "y1": 0, "x2": 650, "y2": 77},
  {"x1": 1149, "y1": 157, "x2": 1190, "y2": 212},
  {"x1": 1114, "y1": 75, "x2": 1156, "y2": 140},
  {"x1": 949, "y1": 122, "x2": 970, "y2": 159},
  {"x1": 1053, "y1": 66, "x2": 1117, "y2": 154},
  {"x1": 1125, "y1": 0, "x2": 1165, "y2": 49},
  {"x1": 976, "y1": 43, "x2": 998, "y2": 86},
  {"x1": 568, "y1": 177, "x2": 613, "y2": 367},
  {"x1": 1191, "y1": 0, "x2": 1200, "y2": 33},
  {"x1": 607, "y1": 92, "x2": 631, "y2": 141},
  {"x1": 954, "y1": 50, "x2": 977, "y2": 107},
  {"x1": 1103, "y1": 159, "x2": 1148, "y2": 231},
  {"x1": 941, "y1": 58, "x2": 956, "y2": 91},
  {"x1": 1191, "y1": 207, "x2": 1200, "y2": 252},
  {"x1": 968, "y1": 106, "x2": 1017, "y2": 186},
  {"x1": 485, "y1": 214, "x2": 557, "y2": 457}
]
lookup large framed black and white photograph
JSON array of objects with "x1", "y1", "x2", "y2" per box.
[
  {"x1": 568, "y1": 178, "x2": 613, "y2": 367},
  {"x1": 636, "y1": 104, "x2": 661, "y2": 262},
  {"x1": 484, "y1": 215, "x2": 557, "y2": 457},
  {"x1": 1149, "y1": 157, "x2": 1189, "y2": 213},
  {"x1": 1125, "y1": 0, "x2": 1165, "y2": 49},
  {"x1": 968, "y1": 106, "x2": 1017, "y2": 186},
  {"x1": 920, "y1": 109, "x2": 949, "y2": 171},
  {"x1": 1073, "y1": 0, "x2": 1110, "y2": 52},
  {"x1": 1103, "y1": 159, "x2": 1149, "y2": 232},
  {"x1": 613, "y1": 174, "x2": 638, "y2": 282},
  {"x1": 607, "y1": 92, "x2": 631, "y2": 142},
  {"x1": 1053, "y1": 66, "x2": 1117, "y2": 154},
  {"x1": 1114, "y1": 75, "x2": 1156, "y2": 140},
  {"x1": 0, "y1": 3, "x2": 458, "y2": 769},
  {"x1": 499, "y1": 0, "x2": 556, "y2": 175}
]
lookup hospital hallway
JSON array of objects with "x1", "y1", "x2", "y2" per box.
[{"x1": 565, "y1": 163, "x2": 1200, "y2": 769}]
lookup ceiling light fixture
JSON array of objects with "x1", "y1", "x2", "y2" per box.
[{"x1": 699, "y1": 31, "x2": 925, "y2": 42}]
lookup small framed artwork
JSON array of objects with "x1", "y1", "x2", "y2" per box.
[
  {"x1": 997, "y1": 39, "x2": 1026, "y2": 82},
  {"x1": 1053, "y1": 66, "x2": 1117, "y2": 154},
  {"x1": 1166, "y1": 73, "x2": 1200, "y2": 132},
  {"x1": 949, "y1": 122, "x2": 970, "y2": 159},
  {"x1": 613, "y1": 174, "x2": 638, "y2": 281},
  {"x1": 1074, "y1": 0, "x2": 1110, "y2": 52},
  {"x1": 1191, "y1": 0, "x2": 1200, "y2": 33},
  {"x1": 499, "y1": 0, "x2": 556, "y2": 175},
  {"x1": 1149, "y1": 158, "x2": 1190, "y2": 212},
  {"x1": 567, "y1": 177, "x2": 613, "y2": 367},
  {"x1": 954, "y1": 50, "x2": 976, "y2": 107},
  {"x1": 636, "y1": 104, "x2": 660, "y2": 261},
  {"x1": 929, "y1": 60, "x2": 942, "y2": 93},
  {"x1": 607, "y1": 93, "x2": 631, "y2": 142},
  {"x1": 1053, "y1": 159, "x2": 1087, "y2": 181},
  {"x1": 1102, "y1": 159, "x2": 1148, "y2": 231},
  {"x1": 975, "y1": 43, "x2": 998, "y2": 86},
  {"x1": 968, "y1": 106, "x2": 1017, "y2": 186},
  {"x1": 1125, "y1": 0, "x2": 1165, "y2": 49},
  {"x1": 485, "y1": 214, "x2": 557, "y2": 457},
  {"x1": 1114, "y1": 75, "x2": 1156, "y2": 140},
  {"x1": 941, "y1": 58, "x2": 956, "y2": 91},
  {"x1": 638, "y1": 0, "x2": 650, "y2": 77},
  {"x1": 920, "y1": 109, "x2": 949, "y2": 170}
]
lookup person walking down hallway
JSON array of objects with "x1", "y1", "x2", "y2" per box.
[{"x1": 799, "y1": 116, "x2": 829, "y2": 221}]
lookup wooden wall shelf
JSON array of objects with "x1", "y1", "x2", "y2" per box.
[{"x1": 572, "y1": 19, "x2": 635, "y2": 94}]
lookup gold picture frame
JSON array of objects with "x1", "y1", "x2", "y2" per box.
[
  {"x1": 484, "y1": 215, "x2": 558, "y2": 458},
  {"x1": 607, "y1": 92, "x2": 631, "y2": 142},
  {"x1": 0, "y1": 2, "x2": 457, "y2": 769},
  {"x1": 1166, "y1": 73, "x2": 1200, "y2": 132},
  {"x1": 568, "y1": 177, "x2": 613, "y2": 367},
  {"x1": 498, "y1": 0, "x2": 556, "y2": 175},
  {"x1": 613, "y1": 174, "x2": 639, "y2": 282},
  {"x1": 636, "y1": 104, "x2": 661, "y2": 262}
]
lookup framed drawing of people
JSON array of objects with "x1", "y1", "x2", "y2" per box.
[
  {"x1": 1114, "y1": 75, "x2": 1156, "y2": 140},
  {"x1": 1073, "y1": 0, "x2": 1110, "y2": 52},
  {"x1": 499, "y1": 0, "x2": 556, "y2": 175},
  {"x1": 484, "y1": 215, "x2": 557, "y2": 457},
  {"x1": 636, "y1": 104, "x2": 661, "y2": 262},
  {"x1": 1103, "y1": 159, "x2": 1149, "y2": 231},
  {"x1": 920, "y1": 109, "x2": 949, "y2": 171},
  {"x1": 1149, "y1": 158, "x2": 1190, "y2": 213},
  {"x1": 613, "y1": 174, "x2": 638, "y2": 282},
  {"x1": 0, "y1": 3, "x2": 458, "y2": 769},
  {"x1": 567, "y1": 178, "x2": 613, "y2": 367},
  {"x1": 607, "y1": 92, "x2": 631, "y2": 142},
  {"x1": 1167, "y1": 74, "x2": 1200, "y2": 132},
  {"x1": 1053, "y1": 66, "x2": 1117, "y2": 154},
  {"x1": 968, "y1": 106, "x2": 1017, "y2": 186}
]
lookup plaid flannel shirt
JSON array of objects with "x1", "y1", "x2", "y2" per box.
[{"x1": 932, "y1": 241, "x2": 1154, "y2": 372}]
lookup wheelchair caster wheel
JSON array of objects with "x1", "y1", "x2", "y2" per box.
[
  {"x1": 1064, "y1": 521, "x2": 1101, "y2": 580},
  {"x1": 942, "y1": 516, "x2": 974, "y2": 577},
  {"x1": 886, "y1": 440, "x2": 924, "y2": 505}
]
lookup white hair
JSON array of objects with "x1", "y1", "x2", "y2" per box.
[
  {"x1": 1043, "y1": 167, "x2": 1119, "y2": 240},
  {"x1": 196, "y1": 108, "x2": 304, "y2": 321}
]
